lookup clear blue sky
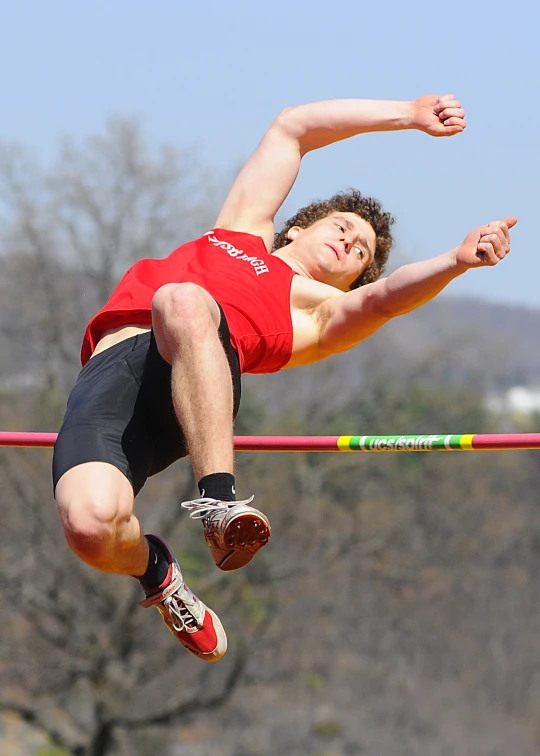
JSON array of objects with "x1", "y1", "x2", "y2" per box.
[{"x1": 1, "y1": 0, "x2": 538, "y2": 307}]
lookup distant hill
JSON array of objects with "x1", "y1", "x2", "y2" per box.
[{"x1": 244, "y1": 295, "x2": 540, "y2": 411}]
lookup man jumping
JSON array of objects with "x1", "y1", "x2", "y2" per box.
[{"x1": 52, "y1": 94, "x2": 515, "y2": 662}]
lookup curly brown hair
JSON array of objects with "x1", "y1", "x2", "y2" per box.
[{"x1": 273, "y1": 189, "x2": 395, "y2": 288}]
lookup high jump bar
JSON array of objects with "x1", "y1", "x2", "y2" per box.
[{"x1": 1, "y1": 432, "x2": 540, "y2": 452}]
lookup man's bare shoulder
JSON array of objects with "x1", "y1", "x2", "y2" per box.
[
  {"x1": 289, "y1": 274, "x2": 342, "y2": 311},
  {"x1": 286, "y1": 275, "x2": 387, "y2": 367},
  {"x1": 286, "y1": 276, "x2": 345, "y2": 368}
]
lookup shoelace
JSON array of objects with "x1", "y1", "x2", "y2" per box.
[
  {"x1": 164, "y1": 593, "x2": 199, "y2": 633},
  {"x1": 181, "y1": 496, "x2": 255, "y2": 524}
]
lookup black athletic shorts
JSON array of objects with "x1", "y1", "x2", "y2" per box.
[{"x1": 52, "y1": 306, "x2": 241, "y2": 496}]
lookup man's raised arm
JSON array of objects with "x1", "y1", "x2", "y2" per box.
[
  {"x1": 215, "y1": 95, "x2": 466, "y2": 249},
  {"x1": 316, "y1": 218, "x2": 516, "y2": 356}
]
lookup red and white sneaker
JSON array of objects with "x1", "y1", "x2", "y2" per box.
[
  {"x1": 139, "y1": 535, "x2": 227, "y2": 662},
  {"x1": 181, "y1": 497, "x2": 271, "y2": 571}
]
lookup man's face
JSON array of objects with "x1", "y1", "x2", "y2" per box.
[{"x1": 287, "y1": 212, "x2": 377, "y2": 291}]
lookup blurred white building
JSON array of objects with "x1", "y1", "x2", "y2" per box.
[{"x1": 485, "y1": 386, "x2": 540, "y2": 415}]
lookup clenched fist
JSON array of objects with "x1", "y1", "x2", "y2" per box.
[
  {"x1": 411, "y1": 94, "x2": 467, "y2": 137},
  {"x1": 457, "y1": 218, "x2": 517, "y2": 268}
]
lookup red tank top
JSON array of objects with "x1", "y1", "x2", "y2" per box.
[{"x1": 81, "y1": 229, "x2": 297, "y2": 374}]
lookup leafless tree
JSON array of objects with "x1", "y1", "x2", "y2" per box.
[
  {"x1": 0, "y1": 118, "x2": 227, "y2": 395},
  {"x1": 0, "y1": 121, "x2": 261, "y2": 755}
]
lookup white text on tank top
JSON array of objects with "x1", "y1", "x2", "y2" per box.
[{"x1": 204, "y1": 232, "x2": 269, "y2": 276}]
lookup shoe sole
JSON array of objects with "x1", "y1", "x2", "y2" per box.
[{"x1": 215, "y1": 512, "x2": 271, "y2": 571}]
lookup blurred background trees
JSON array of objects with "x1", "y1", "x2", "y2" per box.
[{"x1": 1, "y1": 121, "x2": 540, "y2": 755}]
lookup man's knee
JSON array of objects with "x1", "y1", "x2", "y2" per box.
[
  {"x1": 152, "y1": 283, "x2": 221, "y2": 360},
  {"x1": 56, "y1": 489, "x2": 130, "y2": 566},
  {"x1": 152, "y1": 283, "x2": 220, "y2": 331},
  {"x1": 152, "y1": 281, "x2": 214, "y2": 326}
]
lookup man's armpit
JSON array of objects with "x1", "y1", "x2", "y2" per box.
[{"x1": 311, "y1": 295, "x2": 345, "y2": 347}]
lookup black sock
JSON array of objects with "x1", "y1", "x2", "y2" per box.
[
  {"x1": 198, "y1": 472, "x2": 236, "y2": 502},
  {"x1": 138, "y1": 538, "x2": 170, "y2": 592}
]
